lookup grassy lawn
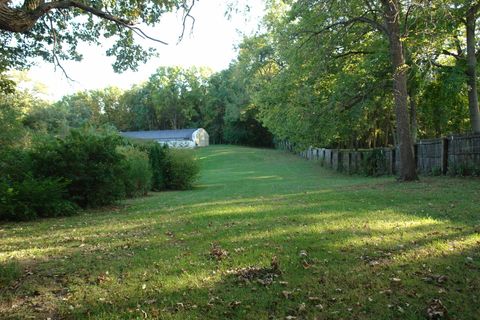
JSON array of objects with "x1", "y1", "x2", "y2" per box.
[{"x1": 1, "y1": 145, "x2": 479, "y2": 319}]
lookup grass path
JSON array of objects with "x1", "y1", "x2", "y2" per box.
[{"x1": 1, "y1": 145, "x2": 479, "y2": 319}]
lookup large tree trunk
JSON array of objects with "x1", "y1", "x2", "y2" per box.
[
  {"x1": 0, "y1": 1, "x2": 39, "y2": 32},
  {"x1": 382, "y1": 0, "x2": 417, "y2": 181},
  {"x1": 409, "y1": 91, "x2": 418, "y2": 143},
  {"x1": 466, "y1": 6, "x2": 480, "y2": 133}
]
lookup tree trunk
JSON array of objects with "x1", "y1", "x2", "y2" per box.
[
  {"x1": 382, "y1": 0, "x2": 417, "y2": 181},
  {"x1": 466, "y1": 7, "x2": 480, "y2": 133},
  {"x1": 409, "y1": 91, "x2": 418, "y2": 143}
]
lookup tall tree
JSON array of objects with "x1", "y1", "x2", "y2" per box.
[
  {"x1": 380, "y1": 0, "x2": 417, "y2": 180},
  {"x1": 259, "y1": 0, "x2": 418, "y2": 180},
  {"x1": 464, "y1": 2, "x2": 480, "y2": 132}
]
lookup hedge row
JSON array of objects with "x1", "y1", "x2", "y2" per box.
[{"x1": 0, "y1": 128, "x2": 199, "y2": 221}]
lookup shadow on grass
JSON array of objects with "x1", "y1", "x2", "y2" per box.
[{"x1": 0, "y1": 146, "x2": 479, "y2": 319}]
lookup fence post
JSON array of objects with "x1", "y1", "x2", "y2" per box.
[
  {"x1": 390, "y1": 148, "x2": 397, "y2": 174},
  {"x1": 441, "y1": 137, "x2": 449, "y2": 175}
]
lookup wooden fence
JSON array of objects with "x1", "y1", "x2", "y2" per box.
[{"x1": 276, "y1": 133, "x2": 480, "y2": 176}]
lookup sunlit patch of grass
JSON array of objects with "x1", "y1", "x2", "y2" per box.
[{"x1": 0, "y1": 145, "x2": 479, "y2": 319}]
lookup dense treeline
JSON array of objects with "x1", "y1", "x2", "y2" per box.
[
  {"x1": 19, "y1": 1, "x2": 479, "y2": 153},
  {"x1": 19, "y1": 66, "x2": 273, "y2": 148},
  {"x1": 3, "y1": 1, "x2": 480, "y2": 180}
]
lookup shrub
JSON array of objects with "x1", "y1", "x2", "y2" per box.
[
  {"x1": 0, "y1": 147, "x2": 32, "y2": 181},
  {"x1": 430, "y1": 167, "x2": 443, "y2": 176},
  {"x1": 136, "y1": 142, "x2": 168, "y2": 191},
  {"x1": 0, "y1": 176, "x2": 77, "y2": 221},
  {"x1": 117, "y1": 145, "x2": 152, "y2": 197},
  {"x1": 448, "y1": 163, "x2": 480, "y2": 177},
  {"x1": 30, "y1": 127, "x2": 126, "y2": 208},
  {"x1": 360, "y1": 149, "x2": 388, "y2": 177},
  {"x1": 164, "y1": 149, "x2": 200, "y2": 190}
]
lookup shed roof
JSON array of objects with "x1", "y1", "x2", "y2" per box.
[{"x1": 121, "y1": 129, "x2": 198, "y2": 141}]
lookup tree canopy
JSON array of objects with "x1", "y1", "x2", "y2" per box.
[
  {"x1": 0, "y1": 0, "x2": 194, "y2": 73},
  {"x1": 3, "y1": 0, "x2": 480, "y2": 181}
]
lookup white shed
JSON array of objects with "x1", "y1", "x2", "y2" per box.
[{"x1": 120, "y1": 128, "x2": 210, "y2": 148}]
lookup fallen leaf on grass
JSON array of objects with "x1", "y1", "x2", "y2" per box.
[
  {"x1": 227, "y1": 256, "x2": 281, "y2": 286},
  {"x1": 298, "y1": 303, "x2": 306, "y2": 313},
  {"x1": 229, "y1": 301, "x2": 242, "y2": 309},
  {"x1": 426, "y1": 299, "x2": 448, "y2": 319},
  {"x1": 423, "y1": 275, "x2": 448, "y2": 284},
  {"x1": 209, "y1": 243, "x2": 229, "y2": 261}
]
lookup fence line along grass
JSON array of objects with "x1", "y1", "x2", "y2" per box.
[
  {"x1": 279, "y1": 133, "x2": 480, "y2": 176},
  {"x1": 0, "y1": 145, "x2": 479, "y2": 319}
]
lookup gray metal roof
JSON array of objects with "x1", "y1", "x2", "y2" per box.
[{"x1": 120, "y1": 129, "x2": 198, "y2": 140}]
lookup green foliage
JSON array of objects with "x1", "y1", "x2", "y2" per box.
[
  {"x1": 0, "y1": 1, "x2": 191, "y2": 73},
  {"x1": 0, "y1": 147, "x2": 63, "y2": 222},
  {"x1": 0, "y1": 90, "x2": 32, "y2": 148},
  {"x1": 117, "y1": 146, "x2": 152, "y2": 197},
  {"x1": 360, "y1": 149, "x2": 389, "y2": 177},
  {"x1": 205, "y1": 66, "x2": 274, "y2": 147},
  {"x1": 448, "y1": 162, "x2": 480, "y2": 177},
  {"x1": 0, "y1": 147, "x2": 32, "y2": 182},
  {"x1": 143, "y1": 66, "x2": 212, "y2": 130},
  {"x1": 430, "y1": 167, "x2": 443, "y2": 176},
  {"x1": 30, "y1": 127, "x2": 126, "y2": 208},
  {"x1": 0, "y1": 176, "x2": 77, "y2": 221},
  {"x1": 137, "y1": 143, "x2": 169, "y2": 191},
  {"x1": 163, "y1": 149, "x2": 200, "y2": 190},
  {"x1": 417, "y1": 66, "x2": 470, "y2": 137}
]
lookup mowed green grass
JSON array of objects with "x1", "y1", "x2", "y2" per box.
[{"x1": 1, "y1": 145, "x2": 479, "y2": 319}]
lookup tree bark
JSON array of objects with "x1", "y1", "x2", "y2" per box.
[
  {"x1": 0, "y1": 0, "x2": 131, "y2": 33},
  {"x1": 465, "y1": 6, "x2": 480, "y2": 133},
  {"x1": 409, "y1": 91, "x2": 418, "y2": 143},
  {"x1": 381, "y1": 0, "x2": 417, "y2": 181}
]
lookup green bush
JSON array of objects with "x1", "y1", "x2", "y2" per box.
[
  {"x1": 30, "y1": 127, "x2": 126, "y2": 208},
  {"x1": 448, "y1": 163, "x2": 480, "y2": 177},
  {"x1": 0, "y1": 177, "x2": 77, "y2": 221},
  {"x1": 164, "y1": 149, "x2": 200, "y2": 190},
  {"x1": 117, "y1": 146, "x2": 152, "y2": 197},
  {"x1": 136, "y1": 142, "x2": 168, "y2": 191},
  {"x1": 360, "y1": 149, "x2": 388, "y2": 177},
  {"x1": 0, "y1": 147, "x2": 32, "y2": 181}
]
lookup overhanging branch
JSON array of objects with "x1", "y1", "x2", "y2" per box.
[{"x1": 0, "y1": 0, "x2": 168, "y2": 45}]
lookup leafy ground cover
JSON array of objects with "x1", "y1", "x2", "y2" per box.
[{"x1": 0, "y1": 145, "x2": 479, "y2": 319}]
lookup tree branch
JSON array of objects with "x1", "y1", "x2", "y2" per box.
[
  {"x1": 333, "y1": 50, "x2": 375, "y2": 59},
  {"x1": 178, "y1": 0, "x2": 195, "y2": 43},
  {"x1": 315, "y1": 16, "x2": 388, "y2": 36},
  {"x1": 441, "y1": 49, "x2": 463, "y2": 60},
  {"x1": 1, "y1": 0, "x2": 168, "y2": 45}
]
